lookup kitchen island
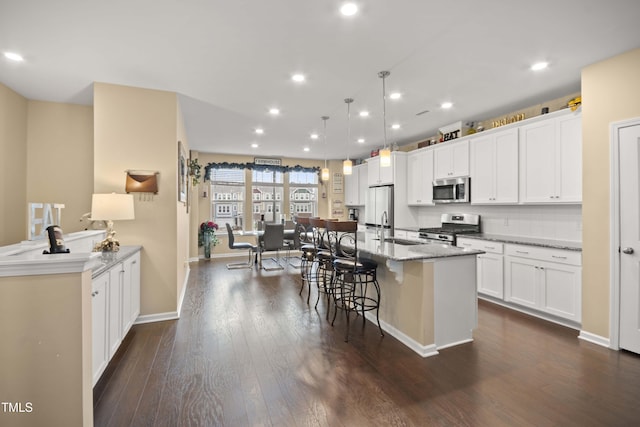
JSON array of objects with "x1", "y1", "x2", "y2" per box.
[{"x1": 354, "y1": 231, "x2": 483, "y2": 357}]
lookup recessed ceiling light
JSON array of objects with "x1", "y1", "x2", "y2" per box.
[
  {"x1": 389, "y1": 92, "x2": 402, "y2": 100},
  {"x1": 391, "y1": 123, "x2": 401, "y2": 130},
  {"x1": 303, "y1": 147, "x2": 310, "y2": 152},
  {"x1": 441, "y1": 102, "x2": 453, "y2": 109},
  {"x1": 310, "y1": 133, "x2": 319, "y2": 140},
  {"x1": 340, "y1": 2, "x2": 358, "y2": 16},
  {"x1": 255, "y1": 128, "x2": 264, "y2": 134},
  {"x1": 4, "y1": 52, "x2": 24, "y2": 62},
  {"x1": 531, "y1": 61, "x2": 549, "y2": 71},
  {"x1": 269, "y1": 108, "x2": 280, "y2": 115},
  {"x1": 359, "y1": 111, "x2": 369, "y2": 117},
  {"x1": 291, "y1": 73, "x2": 305, "y2": 83},
  {"x1": 251, "y1": 143, "x2": 259, "y2": 148},
  {"x1": 357, "y1": 138, "x2": 365, "y2": 143}
]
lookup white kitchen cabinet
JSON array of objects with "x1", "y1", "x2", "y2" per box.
[
  {"x1": 121, "y1": 251, "x2": 141, "y2": 336},
  {"x1": 470, "y1": 128, "x2": 519, "y2": 204},
  {"x1": 519, "y1": 111, "x2": 582, "y2": 203},
  {"x1": 457, "y1": 238, "x2": 504, "y2": 298},
  {"x1": 504, "y1": 244, "x2": 581, "y2": 323},
  {"x1": 345, "y1": 164, "x2": 367, "y2": 206},
  {"x1": 367, "y1": 154, "x2": 395, "y2": 186},
  {"x1": 91, "y1": 273, "x2": 109, "y2": 386},
  {"x1": 108, "y1": 264, "x2": 122, "y2": 359},
  {"x1": 91, "y1": 249, "x2": 141, "y2": 386},
  {"x1": 434, "y1": 140, "x2": 469, "y2": 179},
  {"x1": 345, "y1": 166, "x2": 360, "y2": 206},
  {"x1": 407, "y1": 148, "x2": 434, "y2": 205}
]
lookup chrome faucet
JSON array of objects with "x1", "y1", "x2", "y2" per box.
[{"x1": 379, "y1": 210, "x2": 388, "y2": 241}]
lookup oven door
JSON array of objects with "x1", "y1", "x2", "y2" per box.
[{"x1": 432, "y1": 177, "x2": 469, "y2": 203}]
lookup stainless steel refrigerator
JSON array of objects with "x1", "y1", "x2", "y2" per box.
[{"x1": 365, "y1": 185, "x2": 394, "y2": 231}]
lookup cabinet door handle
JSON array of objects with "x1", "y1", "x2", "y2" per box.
[
  {"x1": 516, "y1": 250, "x2": 529, "y2": 254},
  {"x1": 485, "y1": 246, "x2": 495, "y2": 250},
  {"x1": 552, "y1": 255, "x2": 567, "y2": 259},
  {"x1": 462, "y1": 243, "x2": 472, "y2": 247}
]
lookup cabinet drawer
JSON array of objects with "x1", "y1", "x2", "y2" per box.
[
  {"x1": 505, "y1": 244, "x2": 581, "y2": 266},
  {"x1": 457, "y1": 238, "x2": 503, "y2": 254}
]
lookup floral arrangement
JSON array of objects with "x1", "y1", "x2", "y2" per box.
[{"x1": 198, "y1": 221, "x2": 220, "y2": 248}]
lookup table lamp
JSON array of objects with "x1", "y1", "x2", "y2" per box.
[{"x1": 91, "y1": 193, "x2": 135, "y2": 252}]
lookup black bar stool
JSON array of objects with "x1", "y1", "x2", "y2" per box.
[
  {"x1": 294, "y1": 215, "x2": 316, "y2": 303},
  {"x1": 309, "y1": 217, "x2": 336, "y2": 315},
  {"x1": 325, "y1": 220, "x2": 384, "y2": 342}
]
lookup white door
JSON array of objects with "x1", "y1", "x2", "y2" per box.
[{"x1": 619, "y1": 123, "x2": 640, "y2": 354}]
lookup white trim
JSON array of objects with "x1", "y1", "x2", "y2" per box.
[
  {"x1": 134, "y1": 311, "x2": 179, "y2": 325},
  {"x1": 437, "y1": 338, "x2": 474, "y2": 350},
  {"x1": 578, "y1": 330, "x2": 611, "y2": 348},
  {"x1": 0, "y1": 252, "x2": 101, "y2": 277},
  {"x1": 478, "y1": 295, "x2": 581, "y2": 330},
  {"x1": 177, "y1": 266, "x2": 190, "y2": 317},
  {"x1": 609, "y1": 117, "x2": 640, "y2": 350},
  {"x1": 364, "y1": 312, "x2": 439, "y2": 358}
]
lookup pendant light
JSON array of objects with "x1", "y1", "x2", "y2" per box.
[
  {"x1": 378, "y1": 70, "x2": 391, "y2": 167},
  {"x1": 321, "y1": 116, "x2": 330, "y2": 182},
  {"x1": 343, "y1": 98, "x2": 354, "y2": 175}
]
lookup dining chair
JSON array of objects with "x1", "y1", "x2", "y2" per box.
[
  {"x1": 259, "y1": 223, "x2": 285, "y2": 270},
  {"x1": 225, "y1": 223, "x2": 257, "y2": 269}
]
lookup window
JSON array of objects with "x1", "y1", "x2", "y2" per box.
[
  {"x1": 210, "y1": 168, "x2": 245, "y2": 230},
  {"x1": 252, "y1": 169, "x2": 284, "y2": 228},
  {"x1": 289, "y1": 170, "x2": 318, "y2": 217}
]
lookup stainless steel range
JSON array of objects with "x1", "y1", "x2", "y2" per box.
[{"x1": 419, "y1": 213, "x2": 481, "y2": 245}]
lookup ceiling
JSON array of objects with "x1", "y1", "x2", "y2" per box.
[{"x1": 1, "y1": 1, "x2": 639, "y2": 161}]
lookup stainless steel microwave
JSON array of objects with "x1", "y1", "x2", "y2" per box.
[{"x1": 432, "y1": 177, "x2": 470, "y2": 203}]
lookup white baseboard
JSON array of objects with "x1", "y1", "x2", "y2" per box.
[
  {"x1": 134, "y1": 311, "x2": 180, "y2": 324},
  {"x1": 578, "y1": 330, "x2": 611, "y2": 349},
  {"x1": 364, "y1": 312, "x2": 439, "y2": 358},
  {"x1": 134, "y1": 267, "x2": 189, "y2": 325}
]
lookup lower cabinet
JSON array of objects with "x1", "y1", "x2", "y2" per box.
[
  {"x1": 505, "y1": 244, "x2": 581, "y2": 323},
  {"x1": 92, "y1": 250, "x2": 141, "y2": 386},
  {"x1": 458, "y1": 238, "x2": 582, "y2": 325},
  {"x1": 91, "y1": 273, "x2": 109, "y2": 387},
  {"x1": 457, "y1": 238, "x2": 504, "y2": 299}
]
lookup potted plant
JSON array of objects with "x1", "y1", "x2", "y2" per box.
[{"x1": 199, "y1": 221, "x2": 219, "y2": 259}]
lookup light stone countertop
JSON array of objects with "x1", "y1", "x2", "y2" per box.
[
  {"x1": 457, "y1": 233, "x2": 582, "y2": 252},
  {"x1": 357, "y1": 231, "x2": 483, "y2": 261}
]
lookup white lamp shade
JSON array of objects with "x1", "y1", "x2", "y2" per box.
[
  {"x1": 91, "y1": 193, "x2": 135, "y2": 221},
  {"x1": 321, "y1": 167, "x2": 330, "y2": 182},
  {"x1": 343, "y1": 159, "x2": 353, "y2": 175},
  {"x1": 379, "y1": 148, "x2": 391, "y2": 167}
]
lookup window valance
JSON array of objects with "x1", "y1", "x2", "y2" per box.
[{"x1": 204, "y1": 162, "x2": 320, "y2": 181}]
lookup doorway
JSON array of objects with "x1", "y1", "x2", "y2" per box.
[{"x1": 611, "y1": 117, "x2": 640, "y2": 354}]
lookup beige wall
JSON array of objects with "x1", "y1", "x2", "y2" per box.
[
  {"x1": 26, "y1": 101, "x2": 94, "y2": 234},
  {"x1": 94, "y1": 82, "x2": 189, "y2": 316},
  {"x1": 0, "y1": 271, "x2": 93, "y2": 427},
  {"x1": 582, "y1": 48, "x2": 640, "y2": 338},
  {"x1": 0, "y1": 83, "x2": 28, "y2": 246}
]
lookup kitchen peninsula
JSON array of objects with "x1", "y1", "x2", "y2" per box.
[{"x1": 356, "y1": 231, "x2": 483, "y2": 357}]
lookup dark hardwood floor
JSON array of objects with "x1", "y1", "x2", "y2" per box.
[{"x1": 94, "y1": 259, "x2": 640, "y2": 426}]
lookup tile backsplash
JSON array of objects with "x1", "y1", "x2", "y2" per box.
[{"x1": 416, "y1": 204, "x2": 582, "y2": 242}]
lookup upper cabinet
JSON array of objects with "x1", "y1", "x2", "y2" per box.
[
  {"x1": 434, "y1": 140, "x2": 469, "y2": 179},
  {"x1": 367, "y1": 153, "x2": 396, "y2": 186},
  {"x1": 345, "y1": 163, "x2": 367, "y2": 206},
  {"x1": 407, "y1": 148, "x2": 434, "y2": 205},
  {"x1": 470, "y1": 127, "x2": 519, "y2": 204},
  {"x1": 519, "y1": 111, "x2": 582, "y2": 203}
]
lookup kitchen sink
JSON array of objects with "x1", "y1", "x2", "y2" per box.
[{"x1": 382, "y1": 238, "x2": 423, "y2": 246}]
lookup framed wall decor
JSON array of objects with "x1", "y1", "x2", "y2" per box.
[{"x1": 178, "y1": 141, "x2": 188, "y2": 204}]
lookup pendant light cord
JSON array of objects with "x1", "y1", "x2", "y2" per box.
[
  {"x1": 345, "y1": 98, "x2": 353, "y2": 160},
  {"x1": 322, "y1": 116, "x2": 329, "y2": 169},
  {"x1": 379, "y1": 71, "x2": 390, "y2": 151}
]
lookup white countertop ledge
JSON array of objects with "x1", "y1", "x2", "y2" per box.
[{"x1": 0, "y1": 252, "x2": 102, "y2": 277}]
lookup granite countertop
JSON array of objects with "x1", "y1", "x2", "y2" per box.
[
  {"x1": 90, "y1": 246, "x2": 142, "y2": 277},
  {"x1": 458, "y1": 233, "x2": 582, "y2": 252},
  {"x1": 357, "y1": 232, "x2": 483, "y2": 261}
]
